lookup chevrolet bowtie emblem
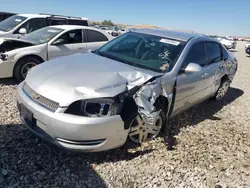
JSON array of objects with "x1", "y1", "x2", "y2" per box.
[{"x1": 33, "y1": 94, "x2": 41, "y2": 100}]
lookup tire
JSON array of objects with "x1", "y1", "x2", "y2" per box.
[
  {"x1": 126, "y1": 110, "x2": 166, "y2": 144},
  {"x1": 14, "y1": 57, "x2": 41, "y2": 82},
  {"x1": 214, "y1": 79, "x2": 231, "y2": 100}
]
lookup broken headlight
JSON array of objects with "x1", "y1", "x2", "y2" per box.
[
  {"x1": 0, "y1": 53, "x2": 8, "y2": 61},
  {"x1": 65, "y1": 98, "x2": 119, "y2": 117}
]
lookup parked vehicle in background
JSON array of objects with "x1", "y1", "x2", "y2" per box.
[
  {"x1": 0, "y1": 12, "x2": 16, "y2": 22},
  {"x1": 216, "y1": 37, "x2": 237, "y2": 49},
  {"x1": 117, "y1": 27, "x2": 127, "y2": 35},
  {"x1": 0, "y1": 25, "x2": 112, "y2": 81},
  {"x1": 0, "y1": 13, "x2": 89, "y2": 38},
  {"x1": 226, "y1": 36, "x2": 234, "y2": 41},
  {"x1": 100, "y1": 26, "x2": 118, "y2": 36},
  {"x1": 246, "y1": 46, "x2": 250, "y2": 55},
  {"x1": 16, "y1": 29, "x2": 237, "y2": 152}
]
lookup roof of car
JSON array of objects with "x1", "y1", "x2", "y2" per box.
[
  {"x1": 17, "y1": 14, "x2": 88, "y2": 20},
  {"x1": 132, "y1": 29, "x2": 203, "y2": 41}
]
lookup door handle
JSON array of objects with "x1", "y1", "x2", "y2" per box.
[{"x1": 202, "y1": 73, "x2": 208, "y2": 78}]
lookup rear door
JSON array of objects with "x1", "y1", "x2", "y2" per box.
[
  {"x1": 48, "y1": 29, "x2": 85, "y2": 59},
  {"x1": 84, "y1": 29, "x2": 109, "y2": 51},
  {"x1": 173, "y1": 42, "x2": 212, "y2": 115}
]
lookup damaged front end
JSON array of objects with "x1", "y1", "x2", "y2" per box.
[
  {"x1": 115, "y1": 77, "x2": 171, "y2": 143},
  {"x1": 0, "y1": 38, "x2": 34, "y2": 60}
]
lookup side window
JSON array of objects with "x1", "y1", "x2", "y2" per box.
[
  {"x1": 222, "y1": 47, "x2": 229, "y2": 60},
  {"x1": 15, "y1": 18, "x2": 47, "y2": 34},
  {"x1": 206, "y1": 42, "x2": 222, "y2": 64},
  {"x1": 182, "y1": 42, "x2": 207, "y2": 69},
  {"x1": 56, "y1": 30, "x2": 83, "y2": 44},
  {"x1": 68, "y1": 19, "x2": 88, "y2": 26},
  {"x1": 85, "y1": 29, "x2": 108, "y2": 42},
  {"x1": 47, "y1": 18, "x2": 67, "y2": 26}
]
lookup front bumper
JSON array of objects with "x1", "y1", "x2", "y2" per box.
[
  {"x1": 0, "y1": 59, "x2": 15, "y2": 78},
  {"x1": 16, "y1": 82, "x2": 129, "y2": 152}
]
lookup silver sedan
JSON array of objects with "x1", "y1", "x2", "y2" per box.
[{"x1": 16, "y1": 29, "x2": 237, "y2": 152}]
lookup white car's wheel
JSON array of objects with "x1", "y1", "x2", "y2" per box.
[{"x1": 14, "y1": 57, "x2": 41, "y2": 82}]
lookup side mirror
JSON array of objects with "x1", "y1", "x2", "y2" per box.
[
  {"x1": 52, "y1": 38, "x2": 65, "y2": 45},
  {"x1": 184, "y1": 63, "x2": 202, "y2": 73},
  {"x1": 19, "y1": 28, "x2": 27, "y2": 35}
]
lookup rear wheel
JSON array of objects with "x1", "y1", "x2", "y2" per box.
[
  {"x1": 14, "y1": 57, "x2": 41, "y2": 82},
  {"x1": 214, "y1": 79, "x2": 230, "y2": 100}
]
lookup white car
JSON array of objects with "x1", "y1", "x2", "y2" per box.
[
  {"x1": 0, "y1": 14, "x2": 89, "y2": 38},
  {"x1": 0, "y1": 25, "x2": 113, "y2": 81},
  {"x1": 216, "y1": 37, "x2": 236, "y2": 49}
]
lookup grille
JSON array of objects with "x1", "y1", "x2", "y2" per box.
[{"x1": 23, "y1": 83, "x2": 59, "y2": 111}]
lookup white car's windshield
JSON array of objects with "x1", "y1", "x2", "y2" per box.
[
  {"x1": 97, "y1": 32, "x2": 185, "y2": 73},
  {"x1": 21, "y1": 27, "x2": 64, "y2": 45},
  {"x1": 0, "y1": 15, "x2": 27, "y2": 32}
]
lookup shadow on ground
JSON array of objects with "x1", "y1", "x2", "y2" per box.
[
  {"x1": 0, "y1": 78, "x2": 18, "y2": 86},
  {"x1": 0, "y1": 87, "x2": 243, "y2": 187},
  {"x1": 164, "y1": 87, "x2": 244, "y2": 149}
]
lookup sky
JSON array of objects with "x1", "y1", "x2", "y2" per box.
[{"x1": 1, "y1": 0, "x2": 250, "y2": 36}]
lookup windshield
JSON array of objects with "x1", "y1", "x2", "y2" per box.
[
  {"x1": 21, "y1": 27, "x2": 64, "y2": 45},
  {"x1": 96, "y1": 32, "x2": 185, "y2": 73},
  {"x1": 0, "y1": 15, "x2": 27, "y2": 32}
]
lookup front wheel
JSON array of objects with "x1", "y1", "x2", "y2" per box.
[
  {"x1": 214, "y1": 79, "x2": 231, "y2": 100},
  {"x1": 127, "y1": 110, "x2": 166, "y2": 143},
  {"x1": 14, "y1": 57, "x2": 41, "y2": 82}
]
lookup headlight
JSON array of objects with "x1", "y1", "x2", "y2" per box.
[{"x1": 65, "y1": 98, "x2": 119, "y2": 117}]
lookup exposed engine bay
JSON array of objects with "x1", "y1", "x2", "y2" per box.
[{"x1": 0, "y1": 38, "x2": 34, "y2": 53}]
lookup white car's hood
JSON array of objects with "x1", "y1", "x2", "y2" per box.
[
  {"x1": 0, "y1": 30, "x2": 7, "y2": 35},
  {"x1": 25, "y1": 53, "x2": 162, "y2": 106}
]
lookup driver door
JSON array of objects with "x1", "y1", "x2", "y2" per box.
[
  {"x1": 47, "y1": 29, "x2": 85, "y2": 60},
  {"x1": 172, "y1": 42, "x2": 212, "y2": 115}
]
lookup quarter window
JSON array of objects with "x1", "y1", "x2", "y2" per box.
[
  {"x1": 183, "y1": 42, "x2": 207, "y2": 68},
  {"x1": 206, "y1": 42, "x2": 222, "y2": 64},
  {"x1": 85, "y1": 29, "x2": 108, "y2": 42}
]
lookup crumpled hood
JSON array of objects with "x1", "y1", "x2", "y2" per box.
[{"x1": 26, "y1": 53, "x2": 161, "y2": 106}]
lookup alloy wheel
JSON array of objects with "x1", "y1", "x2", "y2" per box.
[
  {"x1": 216, "y1": 81, "x2": 230, "y2": 100},
  {"x1": 21, "y1": 62, "x2": 37, "y2": 79},
  {"x1": 128, "y1": 113, "x2": 163, "y2": 143}
]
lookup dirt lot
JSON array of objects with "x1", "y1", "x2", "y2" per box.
[{"x1": 0, "y1": 41, "x2": 250, "y2": 188}]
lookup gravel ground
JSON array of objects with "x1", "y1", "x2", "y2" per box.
[{"x1": 0, "y1": 42, "x2": 250, "y2": 188}]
